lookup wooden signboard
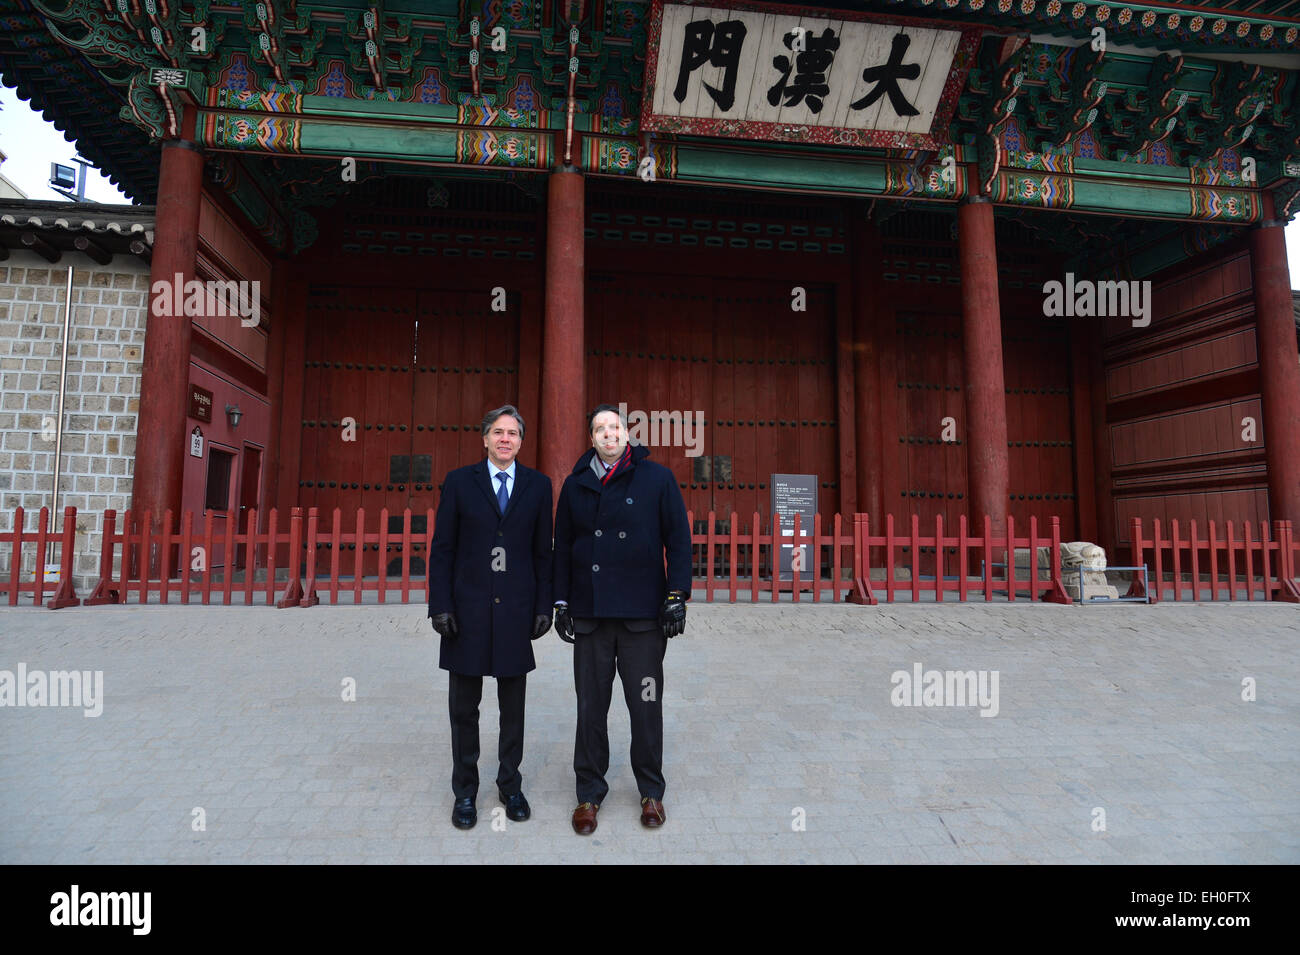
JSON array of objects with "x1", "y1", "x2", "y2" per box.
[
  {"x1": 641, "y1": 0, "x2": 980, "y2": 150},
  {"x1": 189, "y1": 384, "x2": 213, "y2": 423}
]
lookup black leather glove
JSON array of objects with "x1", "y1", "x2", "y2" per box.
[
  {"x1": 659, "y1": 592, "x2": 687, "y2": 638},
  {"x1": 532, "y1": 613, "x2": 552, "y2": 641},
  {"x1": 554, "y1": 603, "x2": 574, "y2": 644},
  {"x1": 430, "y1": 612, "x2": 458, "y2": 638}
]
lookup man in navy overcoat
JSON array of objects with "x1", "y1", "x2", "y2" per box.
[
  {"x1": 553, "y1": 403, "x2": 692, "y2": 835},
  {"x1": 428, "y1": 404, "x2": 553, "y2": 830}
]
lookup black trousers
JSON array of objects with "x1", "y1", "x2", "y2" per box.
[
  {"x1": 448, "y1": 672, "x2": 526, "y2": 801},
  {"x1": 573, "y1": 619, "x2": 667, "y2": 804}
]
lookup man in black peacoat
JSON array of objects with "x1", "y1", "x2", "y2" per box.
[
  {"x1": 428, "y1": 404, "x2": 553, "y2": 830},
  {"x1": 553, "y1": 403, "x2": 692, "y2": 836}
]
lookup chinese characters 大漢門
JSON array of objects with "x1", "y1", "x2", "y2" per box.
[{"x1": 673, "y1": 19, "x2": 922, "y2": 118}]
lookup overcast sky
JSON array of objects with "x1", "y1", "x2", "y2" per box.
[{"x1": 2, "y1": 84, "x2": 1298, "y2": 289}]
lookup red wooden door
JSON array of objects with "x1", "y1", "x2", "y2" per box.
[
  {"x1": 1004, "y1": 308, "x2": 1077, "y2": 541},
  {"x1": 299, "y1": 283, "x2": 521, "y2": 579},
  {"x1": 892, "y1": 310, "x2": 967, "y2": 577},
  {"x1": 585, "y1": 273, "x2": 837, "y2": 533},
  {"x1": 301, "y1": 286, "x2": 416, "y2": 578},
  {"x1": 234, "y1": 444, "x2": 263, "y2": 570},
  {"x1": 411, "y1": 287, "x2": 521, "y2": 562}
]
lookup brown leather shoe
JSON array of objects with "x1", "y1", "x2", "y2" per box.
[
  {"x1": 572, "y1": 801, "x2": 599, "y2": 835},
  {"x1": 640, "y1": 797, "x2": 666, "y2": 828}
]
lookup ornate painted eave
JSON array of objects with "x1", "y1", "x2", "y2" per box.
[
  {"x1": 1, "y1": 0, "x2": 1296, "y2": 242},
  {"x1": 0, "y1": 1, "x2": 159, "y2": 200},
  {"x1": 875, "y1": 0, "x2": 1300, "y2": 54}
]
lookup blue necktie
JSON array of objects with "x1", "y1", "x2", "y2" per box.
[{"x1": 496, "y1": 472, "x2": 509, "y2": 515}]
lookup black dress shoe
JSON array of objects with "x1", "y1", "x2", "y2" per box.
[
  {"x1": 500, "y1": 791, "x2": 531, "y2": 822},
  {"x1": 451, "y1": 797, "x2": 477, "y2": 829}
]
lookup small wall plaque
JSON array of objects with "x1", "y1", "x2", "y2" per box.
[{"x1": 189, "y1": 384, "x2": 213, "y2": 422}]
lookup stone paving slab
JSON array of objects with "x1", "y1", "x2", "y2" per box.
[{"x1": 0, "y1": 600, "x2": 1296, "y2": 864}]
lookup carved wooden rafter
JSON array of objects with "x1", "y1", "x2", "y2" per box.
[
  {"x1": 1185, "y1": 61, "x2": 1277, "y2": 164},
  {"x1": 1107, "y1": 54, "x2": 1187, "y2": 158},
  {"x1": 34, "y1": 0, "x2": 217, "y2": 74},
  {"x1": 973, "y1": 39, "x2": 1026, "y2": 196},
  {"x1": 340, "y1": 5, "x2": 423, "y2": 95},
  {"x1": 1029, "y1": 43, "x2": 1106, "y2": 150}
]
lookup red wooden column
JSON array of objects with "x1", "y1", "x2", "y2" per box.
[
  {"x1": 851, "y1": 218, "x2": 883, "y2": 522},
  {"x1": 957, "y1": 197, "x2": 1009, "y2": 527},
  {"x1": 539, "y1": 168, "x2": 586, "y2": 507},
  {"x1": 264, "y1": 258, "x2": 290, "y2": 516},
  {"x1": 272, "y1": 271, "x2": 308, "y2": 517},
  {"x1": 131, "y1": 114, "x2": 204, "y2": 558},
  {"x1": 1251, "y1": 205, "x2": 1300, "y2": 526}
]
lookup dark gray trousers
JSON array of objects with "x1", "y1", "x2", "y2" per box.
[{"x1": 573, "y1": 619, "x2": 667, "y2": 804}]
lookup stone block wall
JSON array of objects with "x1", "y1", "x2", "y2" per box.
[{"x1": 0, "y1": 250, "x2": 149, "y2": 596}]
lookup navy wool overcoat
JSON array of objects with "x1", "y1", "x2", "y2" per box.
[
  {"x1": 553, "y1": 445, "x2": 691, "y2": 619},
  {"x1": 428, "y1": 460, "x2": 553, "y2": 676}
]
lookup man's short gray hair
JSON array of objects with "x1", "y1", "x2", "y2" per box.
[{"x1": 481, "y1": 404, "x2": 525, "y2": 438}]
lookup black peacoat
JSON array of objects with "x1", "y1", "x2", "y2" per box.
[
  {"x1": 428, "y1": 460, "x2": 553, "y2": 677},
  {"x1": 553, "y1": 444, "x2": 692, "y2": 619}
]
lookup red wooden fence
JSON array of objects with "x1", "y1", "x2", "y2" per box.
[
  {"x1": 0, "y1": 506, "x2": 81, "y2": 609},
  {"x1": 852, "y1": 513, "x2": 1072, "y2": 605},
  {"x1": 690, "y1": 511, "x2": 857, "y2": 602},
  {"x1": 5, "y1": 506, "x2": 1298, "y2": 609},
  {"x1": 84, "y1": 506, "x2": 439, "y2": 608},
  {"x1": 1128, "y1": 517, "x2": 1300, "y2": 603},
  {"x1": 689, "y1": 511, "x2": 1072, "y2": 603}
]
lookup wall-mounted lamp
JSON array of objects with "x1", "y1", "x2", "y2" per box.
[{"x1": 225, "y1": 403, "x2": 243, "y2": 428}]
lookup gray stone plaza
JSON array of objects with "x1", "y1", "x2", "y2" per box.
[{"x1": 1, "y1": 600, "x2": 1296, "y2": 864}]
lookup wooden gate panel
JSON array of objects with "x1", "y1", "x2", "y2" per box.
[
  {"x1": 333, "y1": 298, "x2": 368, "y2": 522},
  {"x1": 459, "y1": 298, "x2": 486, "y2": 463},
  {"x1": 1004, "y1": 311, "x2": 1076, "y2": 541},
  {"x1": 753, "y1": 294, "x2": 780, "y2": 522},
  {"x1": 300, "y1": 288, "x2": 417, "y2": 577},
  {"x1": 298, "y1": 285, "x2": 525, "y2": 579},
  {"x1": 687, "y1": 286, "x2": 714, "y2": 520},
  {"x1": 756, "y1": 292, "x2": 783, "y2": 520},
  {"x1": 414, "y1": 290, "x2": 520, "y2": 499},
  {"x1": 371, "y1": 294, "x2": 416, "y2": 576},
  {"x1": 711, "y1": 291, "x2": 736, "y2": 526},
  {"x1": 586, "y1": 274, "x2": 837, "y2": 526},
  {"x1": 670, "y1": 293, "x2": 702, "y2": 511},
  {"x1": 812, "y1": 289, "x2": 838, "y2": 513},
  {"x1": 731, "y1": 295, "x2": 759, "y2": 522},
  {"x1": 942, "y1": 320, "x2": 967, "y2": 508},
  {"x1": 796, "y1": 287, "x2": 824, "y2": 504},
  {"x1": 299, "y1": 288, "x2": 329, "y2": 522},
  {"x1": 895, "y1": 312, "x2": 965, "y2": 540},
  {"x1": 426, "y1": 295, "x2": 465, "y2": 473}
]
